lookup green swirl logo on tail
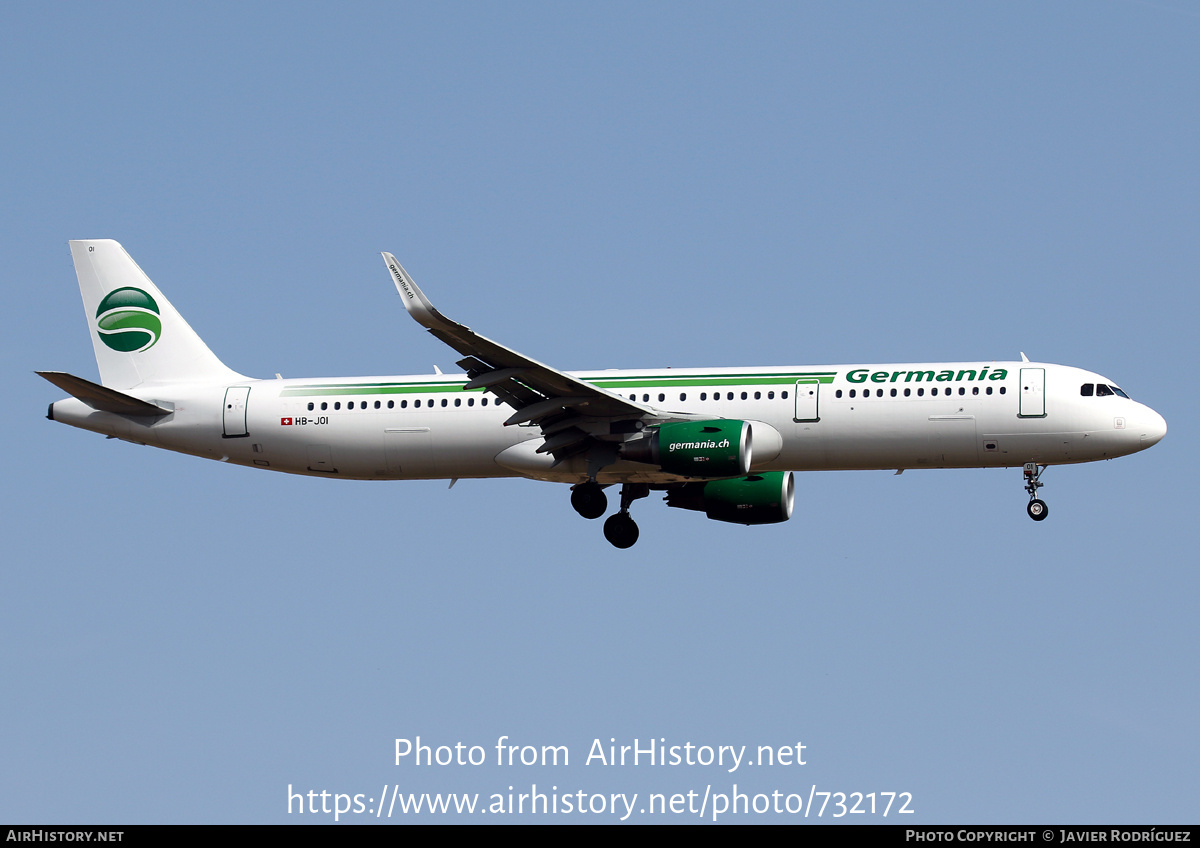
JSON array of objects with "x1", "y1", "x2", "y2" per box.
[{"x1": 96, "y1": 287, "x2": 162, "y2": 352}]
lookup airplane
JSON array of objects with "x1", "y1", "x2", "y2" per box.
[{"x1": 41, "y1": 239, "x2": 1167, "y2": 548}]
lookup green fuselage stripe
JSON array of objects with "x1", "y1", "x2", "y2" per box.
[
  {"x1": 279, "y1": 372, "x2": 838, "y2": 397},
  {"x1": 282, "y1": 383, "x2": 476, "y2": 397}
]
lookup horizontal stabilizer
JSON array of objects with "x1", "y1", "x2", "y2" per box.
[{"x1": 37, "y1": 371, "x2": 172, "y2": 416}]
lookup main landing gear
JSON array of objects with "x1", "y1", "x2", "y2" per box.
[
  {"x1": 1023, "y1": 462, "x2": 1049, "y2": 521},
  {"x1": 603, "y1": 483, "x2": 649, "y2": 549},
  {"x1": 603, "y1": 512, "x2": 639, "y2": 549},
  {"x1": 573, "y1": 482, "x2": 649, "y2": 548},
  {"x1": 570, "y1": 481, "x2": 608, "y2": 520}
]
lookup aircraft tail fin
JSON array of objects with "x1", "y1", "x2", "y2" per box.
[{"x1": 69, "y1": 240, "x2": 245, "y2": 390}]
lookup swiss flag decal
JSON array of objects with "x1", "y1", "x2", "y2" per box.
[{"x1": 281, "y1": 417, "x2": 293, "y2": 426}]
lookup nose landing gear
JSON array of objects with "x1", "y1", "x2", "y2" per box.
[{"x1": 1023, "y1": 463, "x2": 1049, "y2": 521}]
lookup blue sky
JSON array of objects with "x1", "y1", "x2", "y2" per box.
[{"x1": 2, "y1": 1, "x2": 1197, "y2": 823}]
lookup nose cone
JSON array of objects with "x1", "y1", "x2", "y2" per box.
[{"x1": 1139, "y1": 408, "x2": 1167, "y2": 448}]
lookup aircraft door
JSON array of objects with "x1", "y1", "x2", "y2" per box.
[
  {"x1": 1019, "y1": 368, "x2": 1046, "y2": 418},
  {"x1": 307, "y1": 444, "x2": 336, "y2": 473},
  {"x1": 222, "y1": 386, "x2": 250, "y2": 437},
  {"x1": 384, "y1": 427, "x2": 436, "y2": 477},
  {"x1": 794, "y1": 380, "x2": 819, "y2": 422}
]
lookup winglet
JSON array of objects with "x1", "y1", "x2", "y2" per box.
[{"x1": 382, "y1": 253, "x2": 452, "y2": 331}]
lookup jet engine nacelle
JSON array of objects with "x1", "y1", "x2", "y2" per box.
[
  {"x1": 665, "y1": 471, "x2": 795, "y2": 525},
  {"x1": 622, "y1": 419, "x2": 751, "y2": 479}
]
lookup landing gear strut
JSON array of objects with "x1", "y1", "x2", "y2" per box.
[
  {"x1": 602, "y1": 483, "x2": 649, "y2": 549},
  {"x1": 570, "y1": 482, "x2": 608, "y2": 519},
  {"x1": 1023, "y1": 462, "x2": 1049, "y2": 521}
]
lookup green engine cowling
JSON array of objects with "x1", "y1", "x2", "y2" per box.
[
  {"x1": 622, "y1": 420, "x2": 751, "y2": 479},
  {"x1": 665, "y1": 472, "x2": 794, "y2": 525}
]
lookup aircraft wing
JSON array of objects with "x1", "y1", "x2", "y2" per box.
[{"x1": 382, "y1": 253, "x2": 664, "y2": 462}]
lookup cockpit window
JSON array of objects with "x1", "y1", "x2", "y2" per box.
[{"x1": 1083, "y1": 382, "x2": 1131, "y2": 399}]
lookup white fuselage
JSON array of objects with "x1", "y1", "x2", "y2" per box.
[{"x1": 49, "y1": 360, "x2": 1167, "y2": 484}]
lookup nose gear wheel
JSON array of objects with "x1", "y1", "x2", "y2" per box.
[{"x1": 1023, "y1": 463, "x2": 1049, "y2": 521}]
